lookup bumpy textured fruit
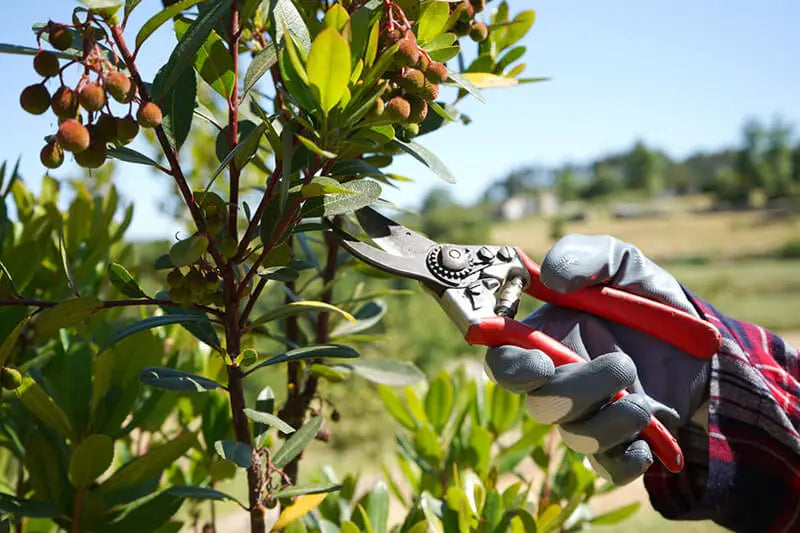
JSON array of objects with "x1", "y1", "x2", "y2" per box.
[
  {"x1": 51, "y1": 86, "x2": 78, "y2": 118},
  {"x1": 0, "y1": 367, "x2": 22, "y2": 390},
  {"x1": 166, "y1": 268, "x2": 184, "y2": 288},
  {"x1": 399, "y1": 68, "x2": 425, "y2": 92},
  {"x1": 407, "y1": 95, "x2": 428, "y2": 123},
  {"x1": 79, "y1": 83, "x2": 106, "y2": 112},
  {"x1": 203, "y1": 271, "x2": 219, "y2": 291},
  {"x1": 40, "y1": 141, "x2": 64, "y2": 169},
  {"x1": 458, "y1": 0, "x2": 475, "y2": 20},
  {"x1": 136, "y1": 102, "x2": 163, "y2": 128},
  {"x1": 116, "y1": 115, "x2": 139, "y2": 144},
  {"x1": 185, "y1": 269, "x2": 205, "y2": 296},
  {"x1": 57, "y1": 119, "x2": 90, "y2": 153},
  {"x1": 417, "y1": 53, "x2": 430, "y2": 72},
  {"x1": 469, "y1": 0, "x2": 486, "y2": 13},
  {"x1": 93, "y1": 114, "x2": 117, "y2": 142},
  {"x1": 385, "y1": 96, "x2": 411, "y2": 122},
  {"x1": 168, "y1": 286, "x2": 192, "y2": 305},
  {"x1": 395, "y1": 38, "x2": 420, "y2": 68},
  {"x1": 220, "y1": 236, "x2": 237, "y2": 259},
  {"x1": 421, "y1": 80, "x2": 440, "y2": 101},
  {"x1": 453, "y1": 19, "x2": 471, "y2": 37},
  {"x1": 19, "y1": 84, "x2": 50, "y2": 115},
  {"x1": 33, "y1": 51, "x2": 60, "y2": 78},
  {"x1": 49, "y1": 26, "x2": 73, "y2": 51},
  {"x1": 74, "y1": 139, "x2": 107, "y2": 168},
  {"x1": 425, "y1": 62, "x2": 448, "y2": 84},
  {"x1": 469, "y1": 22, "x2": 489, "y2": 42},
  {"x1": 104, "y1": 72, "x2": 133, "y2": 103}
]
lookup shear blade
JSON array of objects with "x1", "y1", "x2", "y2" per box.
[{"x1": 354, "y1": 206, "x2": 436, "y2": 257}]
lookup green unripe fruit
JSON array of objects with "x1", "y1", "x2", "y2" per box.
[
  {"x1": 425, "y1": 62, "x2": 448, "y2": 84},
  {"x1": 20, "y1": 84, "x2": 50, "y2": 115},
  {"x1": 74, "y1": 139, "x2": 107, "y2": 168},
  {"x1": 0, "y1": 367, "x2": 23, "y2": 390},
  {"x1": 385, "y1": 96, "x2": 411, "y2": 122},
  {"x1": 136, "y1": 102, "x2": 163, "y2": 128},
  {"x1": 57, "y1": 119, "x2": 90, "y2": 153},
  {"x1": 169, "y1": 235, "x2": 209, "y2": 267},
  {"x1": 104, "y1": 71, "x2": 134, "y2": 103},
  {"x1": 220, "y1": 236, "x2": 237, "y2": 259},
  {"x1": 203, "y1": 271, "x2": 219, "y2": 291},
  {"x1": 33, "y1": 51, "x2": 60, "y2": 78},
  {"x1": 211, "y1": 291, "x2": 225, "y2": 307},
  {"x1": 40, "y1": 141, "x2": 64, "y2": 169},
  {"x1": 399, "y1": 68, "x2": 426, "y2": 92},
  {"x1": 49, "y1": 26, "x2": 73, "y2": 51},
  {"x1": 417, "y1": 53, "x2": 430, "y2": 72},
  {"x1": 407, "y1": 95, "x2": 428, "y2": 123},
  {"x1": 116, "y1": 115, "x2": 139, "y2": 145},
  {"x1": 168, "y1": 286, "x2": 192, "y2": 305},
  {"x1": 185, "y1": 269, "x2": 205, "y2": 296},
  {"x1": 197, "y1": 292, "x2": 213, "y2": 306},
  {"x1": 469, "y1": 22, "x2": 489, "y2": 42},
  {"x1": 92, "y1": 114, "x2": 117, "y2": 143},
  {"x1": 394, "y1": 38, "x2": 420, "y2": 68},
  {"x1": 403, "y1": 123, "x2": 420, "y2": 139},
  {"x1": 366, "y1": 98, "x2": 384, "y2": 120},
  {"x1": 51, "y1": 86, "x2": 78, "y2": 118},
  {"x1": 79, "y1": 82, "x2": 106, "y2": 112},
  {"x1": 206, "y1": 214, "x2": 224, "y2": 235},
  {"x1": 421, "y1": 80, "x2": 440, "y2": 102},
  {"x1": 166, "y1": 268, "x2": 184, "y2": 288}
]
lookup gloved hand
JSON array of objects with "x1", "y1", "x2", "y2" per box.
[{"x1": 484, "y1": 234, "x2": 712, "y2": 484}]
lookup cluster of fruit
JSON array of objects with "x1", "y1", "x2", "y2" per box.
[
  {"x1": 167, "y1": 266, "x2": 223, "y2": 307},
  {"x1": 19, "y1": 22, "x2": 163, "y2": 170},
  {"x1": 367, "y1": 0, "x2": 488, "y2": 138}
]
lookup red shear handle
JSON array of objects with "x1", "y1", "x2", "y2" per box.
[
  {"x1": 466, "y1": 317, "x2": 684, "y2": 473},
  {"x1": 516, "y1": 249, "x2": 721, "y2": 359}
]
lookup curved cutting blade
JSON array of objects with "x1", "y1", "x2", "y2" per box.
[{"x1": 354, "y1": 207, "x2": 436, "y2": 256}]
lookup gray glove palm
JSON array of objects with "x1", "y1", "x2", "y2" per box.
[{"x1": 485, "y1": 235, "x2": 711, "y2": 484}]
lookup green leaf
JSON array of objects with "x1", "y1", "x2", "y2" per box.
[
  {"x1": 210, "y1": 122, "x2": 267, "y2": 187},
  {"x1": 301, "y1": 179, "x2": 381, "y2": 217},
  {"x1": 16, "y1": 377, "x2": 73, "y2": 437},
  {"x1": 155, "y1": 0, "x2": 232, "y2": 99},
  {"x1": 0, "y1": 43, "x2": 74, "y2": 60},
  {"x1": 253, "y1": 386, "x2": 275, "y2": 447},
  {"x1": 340, "y1": 359, "x2": 424, "y2": 386},
  {"x1": 214, "y1": 440, "x2": 252, "y2": 468},
  {"x1": 272, "y1": 483, "x2": 341, "y2": 499},
  {"x1": 393, "y1": 140, "x2": 456, "y2": 184},
  {"x1": 152, "y1": 63, "x2": 197, "y2": 150},
  {"x1": 243, "y1": 43, "x2": 278, "y2": 96},
  {"x1": 156, "y1": 291, "x2": 220, "y2": 349},
  {"x1": 461, "y1": 72, "x2": 518, "y2": 89},
  {"x1": 175, "y1": 18, "x2": 235, "y2": 98},
  {"x1": 330, "y1": 300, "x2": 387, "y2": 338},
  {"x1": 167, "y1": 486, "x2": 244, "y2": 507},
  {"x1": 501, "y1": 11, "x2": 536, "y2": 49},
  {"x1": 243, "y1": 408, "x2": 295, "y2": 434},
  {"x1": 35, "y1": 296, "x2": 100, "y2": 337},
  {"x1": 139, "y1": 366, "x2": 222, "y2": 392},
  {"x1": 296, "y1": 134, "x2": 337, "y2": 159},
  {"x1": 273, "y1": 0, "x2": 311, "y2": 52},
  {"x1": 0, "y1": 316, "x2": 29, "y2": 367},
  {"x1": 591, "y1": 502, "x2": 641, "y2": 525},
  {"x1": 273, "y1": 416, "x2": 323, "y2": 468},
  {"x1": 136, "y1": 0, "x2": 205, "y2": 48},
  {"x1": 483, "y1": 490, "x2": 503, "y2": 531},
  {"x1": 300, "y1": 176, "x2": 356, "y2": 198},
  {"x1": 377, "y1": 385, "x2": 417, "y2": 430},
  {"x1": 251, "y1": 301, "x2": 355, "y2": 327},
  {"x1": 107, "y1": 263, "x2": 146, "y2": 298},
  {"x1": 307, "y1": 28, "x2": 351, "y2": 113},
  {"x1": 366, "y1": 481, "x2": 389, "y2": 533},
  {"x1": 168, "y1": 234, "x2": 208, "y2": 267},
  {"x1": 417, "y1": 1, "x2": 450, "y2": 42},
  {"x1": 105, "y1": 490, "x2": 184, "y2": 533},
  {"x1": 489, "y1": 385, "x2": 520, "y2": 434},
  {"x1": 250, "y1": 344, "x2": 359, "y2": 372},
  {"x1": 309, "y1": 364, "x2": 347, "y2": 383},
  {"x1": 497, "y1": 509, "x2": 538, "y2": 533},
  {"x1": 102, "y1": 315, "x2": 215, "y2": 352},
  {"x1": 323, "y1": 4, "x2": 350, "y2": 31},
  {"x1": 258, "y1": 265, "x2": 299, "y2": 282},
  {"x1": 102, "y1": 432, "x2": 196, "y2": 493},
  {"x1": 69, "y1": 434, "x2": 114, "y2": 489},
  {"x1": 424, "y1": 372, "x2": 453, "y2": 432},
  {"x1": 0, "y1": 492, "x2": 57, "y2": 518},
  {"x1": 445, "y1": 69, "x2": 486, "y2": 103},
  {"x1": 107, "y1": 146, "x2": 160, "y2": 167}
]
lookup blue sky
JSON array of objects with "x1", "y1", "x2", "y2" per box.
[{"x1": 1, "y1": 1, "x2": 799, "y2": 240}]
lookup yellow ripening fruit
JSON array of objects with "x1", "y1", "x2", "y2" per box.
[
  {"x1": 79, "y1": 82, "x2": 106, "y2": 112},
  {"x1": 56, "y1": 119, "x2": 90, "y2": 153},
  {"x1": 136, "y1": 102, "x2": 163, "y2": 128}
]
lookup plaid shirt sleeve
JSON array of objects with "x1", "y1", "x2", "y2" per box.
[{"x1": 644, "y1": 292, "x2": 800, "y2": 533}]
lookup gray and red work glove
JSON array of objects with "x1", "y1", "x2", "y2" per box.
[{"x1": 485, "y1": 235, "x2": 711, "y2": 484}]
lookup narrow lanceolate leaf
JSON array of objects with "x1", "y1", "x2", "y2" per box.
[
  {"x1": 35, "y1": 297, "x2": 101, "y2": 338},
  {"x1": 16, "y1": 378, "x2": 73, "y2": 438},
  {"x1": 102, "y1": 315, "x2": 214, "y2": 352},
  {"x1": 274, "y1": 493, "x2": 329, "y2": 529},
  {"x1": 301, "y1": 179, "x2": 381, "y2": 217},
  {"x1": 136, "y1": 0, "x2": 205, "y2": 48},
  {"x1": 243, "y1": 43, "x2": 278, "y2": 96},
  {"x1": 107, "y1": 146, "x2": 160, "y2": 167},
  {"x1": 591, "y1": 502, "x2": 641, "y2": 525},
  {"x1": 156, "y1": 290, "x2": 221, "y2": 349},
  {"x1": 69, "y1": 434, "x2": 114, "y2": 489},
  {"x1": 175, "y1": 19, "x2": 235, "y2": 98},
  {"x1": 0, "y1": 492, "x2": 57, "y2": 518},
  {"x1": 0, "y1": 43, "x2": 75, "y2": 60},
  {"x1": 330, "y1": 300, "x2": 387, "y2": 338},
  {"x1": 214, "y1": 440, "x2": 252, "y2": 468},
  {"x1": 0, "y1": 316, "x2": 29, "y2": 367},
  {"x1": 393, "y1": 140, "x2": 456, "y2": 184},
  {"x1": 243, "y1": 409, "x2": 295, "y2": 434},
  {"x1": 307, "y1": 28, "x2": 351, "y2": 113},
  {"x1": 300, "y1": 176, "x2": 355, "y2": 198},
  {"x1": 272, "y1": 483, "x2": 341, "y2": 499},
  {"x1": 139, "y1": 366, "x2": 222, "y2": 392},
  {"x1": 209, "y1": 122, "x2": 268, "y2": 187},
  {"x1": 251, "y1": 301, "x2": 355, "y2": 327},
  {"x1": 273, "y1": 0, "x2": 311, "y2": 52},
  {"x1": 102, "y1": 432, "x2": 196, "y2": 493},
  {"x1": 152, "y1": 64, "x2": 197, "y2": 150},
  {"x1": 445, "y1": 69, "x2": 486, "y2": 103},
  {"x1": 377, "y1": 385, "x2": 417, "y2": 430},
  {"x1": 250, "y1": 344, "x2": 359, "y2": 373},
  {"x1": 167, "y1": 486, "x2": 245, "y2": 508},
  {"x1": 155, "y1": 0, "x2": 232, "y2": 99},
  {"x1": 461, "y1": 72, "x2": 519, "y2": 88},
  {"x1": 296, "y1": 134, "x2": 337, "y2": 158},
  {"x1": 339, "y1": 359, "x2": 425, "y2": 386},
  {"x1": 107, "y1": 263, "x2": 146, "y2": 298},
  {"x1": 273, "y1": 416, "x2": 323, "y2": 468}
]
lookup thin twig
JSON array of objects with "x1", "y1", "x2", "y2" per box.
[{"x1": 0, "y1": 297, "x2": 224, "y2": 317}]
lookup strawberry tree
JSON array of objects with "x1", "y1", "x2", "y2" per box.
[{"x1": 0, "y1": 0, "x2": 536, "y2": 531}]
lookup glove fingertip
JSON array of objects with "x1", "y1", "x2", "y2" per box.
[{"x1": 484, "y1": 346, "x2": 554, "y2": 393}]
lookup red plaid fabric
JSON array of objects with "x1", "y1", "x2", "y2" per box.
[{"x1": 644, "y1": 293, "x2": 800, "y2": 533}]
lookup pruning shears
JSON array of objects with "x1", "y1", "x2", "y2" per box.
[{"x1": 330, "y1": 207, "x2": 722, "y2": 473}]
